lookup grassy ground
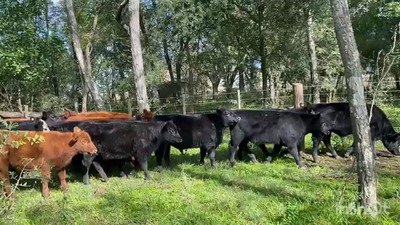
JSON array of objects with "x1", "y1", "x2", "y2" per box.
[{"x1": 2, "y1": 107, "x2": 400, "y2": 224}]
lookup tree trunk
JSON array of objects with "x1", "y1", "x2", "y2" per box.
[
  {"x1": 163, "y1": 38, "x2": 174, "y2": 82},
  {"x1": 82, "y1": 82, "x2": 88, "y2": 112},
  {"x1": 129, "y1": 0, "x2": 150, "y2": 111},
  {"x1": 65, "y1": 0, "x2": 104, "y2": 110},
  {"x1": 212, "y1": 80, "x2": 220, "y2": 100},
  {"x1": 394, "y1": 70, "x2": 400, "y2": 91},
  {"x1": 45, "y1": 0, "x2": 59, "y2": 97},
  {"x1": 186, "y1": 40, "x2": 194, "y2": 112},
  {"x1": 270, "y1": 72, "x2": 276, "y2": 107},
  {"x1": 258, "y1": 5, "x2": 268, "y2": 107},
  {"x1": 239, "y1": 69, "x2": 245, "y2": 91},
  {"x1": 330, "y1": 0, "x2": 377, "y2": 216},
  {"x1": 307, "y1": 9, "x2": 320, "y2": 103}
]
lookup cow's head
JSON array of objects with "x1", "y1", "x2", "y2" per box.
[
  {"x1": 311, "y1": 113, "x2": 331, "y2": 136},
  {"x1": 71, "y1": 127, "x2": 97, "y2": 155},
  {"x1": 162, "y1": 121, "x2": 182, "y2": 143},
  {"x1": 382, "y1": 133, "x2": 400, "y2": 155},
  {"x1": 216, "y1": 108, "x2": 241, "y2": 127},
  {"x1": 33, "y1": 118, "x2": 50, "y2": 132}
]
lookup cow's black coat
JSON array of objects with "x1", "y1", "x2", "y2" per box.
[
  {"x1": 49, "y1": 121, "x2": 182, "y2": 184},
  {"x1": 302, "y1": 103, "x2": 400, "y2": 162},
  {"x1": 153, "y1": 109, "x2": 240, "y2": 168},
  {"x1": 228, "y1": 110, "x2": 331, "y2": 167}
]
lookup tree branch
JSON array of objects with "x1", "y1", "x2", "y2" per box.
[{"x1": 116, "y1": 0, "x2": 130, "y2": 34}]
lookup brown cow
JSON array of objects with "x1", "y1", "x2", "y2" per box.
[
  {"x1": 0, "y1": 127, "x2": 97, "y2": 198},
  {"x1": 4, "y1": 118, "x2": 33, "y2": 122},
  {"x1": 133, "y1": 109, "x2": 155, "y2": 121},
  {"x1": 63, "y1": 111, "x2": 132, "y2": 120},
  {"x1": 66, "y1": 116, "x2": 134, "y2": 122}
]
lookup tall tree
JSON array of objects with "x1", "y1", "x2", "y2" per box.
[
  {"x1": 307, "y1": 8, "x2": 320, "y2": 103},
  {"x1": 64, "y1": 0, "x2": 104, "y2": 110},
  {"x1": 330, "y1": 0, "x2": 377, "y2": 216},
  {"x1": 129, "y1": 0, "x2": 150, "y2": 111}
]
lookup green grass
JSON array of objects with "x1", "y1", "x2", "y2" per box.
[{"x1": 2, "y1": 106, "x2": 400, "y2": 224}]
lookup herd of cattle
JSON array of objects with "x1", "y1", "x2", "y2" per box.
[{"x1": 0, "y1": 102, "x2": 399, "y2": 198}]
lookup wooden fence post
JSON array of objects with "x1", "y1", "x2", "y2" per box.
[
  {"x1": 182, "y1": 94, "x2": 187, "y2": 115},
  {"x1": 24, "y1": 105, "x2": 29, "y2": 118},
  {"x1": 237, "y1": 90, "x2": 241, "y2": 109},
  {"x1": 127, "y1": 99, "x2": 132, "y2": 115},
  {"x1": 293, "y1": 83, "x2": 304, "y2": 108}
]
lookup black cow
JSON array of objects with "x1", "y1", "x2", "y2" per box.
[
  {"x1": 49, "y1": 121, "x2": 182, "y2": 184},
  {"x1": 153, "y1": 109, "x2": 241, "y2": 168},
  {"x1": 1, "y1": 111, "x2": 58, "y2": 132},
  {"x1": 235, "y1": 108, "x2": 306, "y2": 163},
  {"x1": 228, "y1": 110, "x2": 331, "y2": 167},
  {"x1": 302, "y1": 103, "x2": 400, "y2": 162}
]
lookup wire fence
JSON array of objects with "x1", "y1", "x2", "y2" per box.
[{"x1": 103, "y1": 81, "x2": 400, "y2": 130}]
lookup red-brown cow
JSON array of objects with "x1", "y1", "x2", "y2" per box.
[
  {"x1": 134, "y1": 109, "x2": 155, "y2": 121},
  {"x1": 0, "y1": 127, "x2": 97, "y2": 198},
  {"x1": 63, "y1": 111, "x2": 132, "y2": 120},
  {"x1": 4, "y1": 118, "x2": 33, "y2": 122},
  {"x1": 66, "y1": 116, "x2": 134, "y2": 122}
]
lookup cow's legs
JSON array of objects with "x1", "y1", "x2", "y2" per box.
[
  {"x1": 200, "y1": 147, "x2": 207, "y2": 165},
  {"x1": 92, "y1": 161, "x2": 109, "y2": 182},
  {"x1": 0, "y1": 161, "x2": 11, "y2": 197},
  {"x1": 229, "y1": 130, "x2": 245, "y2": 167},
  {"x1": 40, "y1": 165, "x2": 51, "y2": 198},
  {"x1": 238, "y1": 140, "x2": 257, "y2": 162},
  {"x1": 288, "y1": 145, "x2": 302, "y2": 167},
  {"x1": 312, "y1": 134, "x2": 323, "y2": 163},
  {"x1": 208, "y1": 148, "x2": 216, "y2": 167},
  {"x1": 345, "y1": 141, "x2": 377, "y2": 159},
  {"x1": 266, "y1": 144, "x2": 282, "y2": 163},
  {"x1": 163, "y1": 145, "x2": 171, "y2": 167},
  {"x1": 82, "y1": 154, "x2": 97, "y2": 185},
  {"x1": 155, "y1": 145, "x2": 164, "y2": 169},
  {"x1": 137, "y1": 157, "x2": 151, "y2": 180},
  {"x1": 258, "y1": 144, "x2": 270, "y2": 161},
  {"x1": 57, "y1": 169, "x2": 68, "y2": 192},
  {"x1": 322, "y1": 134, "x2": 340, "y2": 159}
]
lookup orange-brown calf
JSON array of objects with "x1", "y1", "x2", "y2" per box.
[{"x1": 0, "y1": 127, "x2": 97, "y2": 198}]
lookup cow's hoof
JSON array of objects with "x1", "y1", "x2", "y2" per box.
[
  {"x1": 230, "y1": 162, "x2": 237, "y2": 168},
  {"x1": 120, "y1": 171, "x2": 128, "y2": 177},
  {"x1": 344, "y1": 154, "x2": 350, "y2": 158},
  {"x1": 263, "y1": 160, "x2": 271, "y2": 164},
  {"x1": 128, "y1": 171, "x2": 136, "y2": 177},
  {"x1": 156, "y1": 166, "x2": 163, "y2": 172},
  {"x1": 100, "y1": 177, "x2": 109, "y2": 183},
  {"x1": 265, "y1": 156, "x2": 273, "y2": 163},
  {"x1": 300, "y1": 165, "x2": 308, "y2": 170}
]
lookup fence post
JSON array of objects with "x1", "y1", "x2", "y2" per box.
[
  {"x1": 74, "y1": 102, "x2": 79, "y2": 112},
  {"x1": 24, "y1": 105, "x2": 29, "y2": 118},
  {"x1": 237, "y1": 90, "x2": 241, "y2": 109},
  {"x1": 127, "y1": 99, "x2": 132, "y2": 115},
  {"x1": 293, "y1": 83, "x2": 304, "y2": 108},
  {"x1": 182, "y1": 94, "x2": 187, "y2": 115}
]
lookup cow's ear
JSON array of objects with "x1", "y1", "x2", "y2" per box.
[{"x1": 73, "y1": 127, "x2": 82, "y2": 134}]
